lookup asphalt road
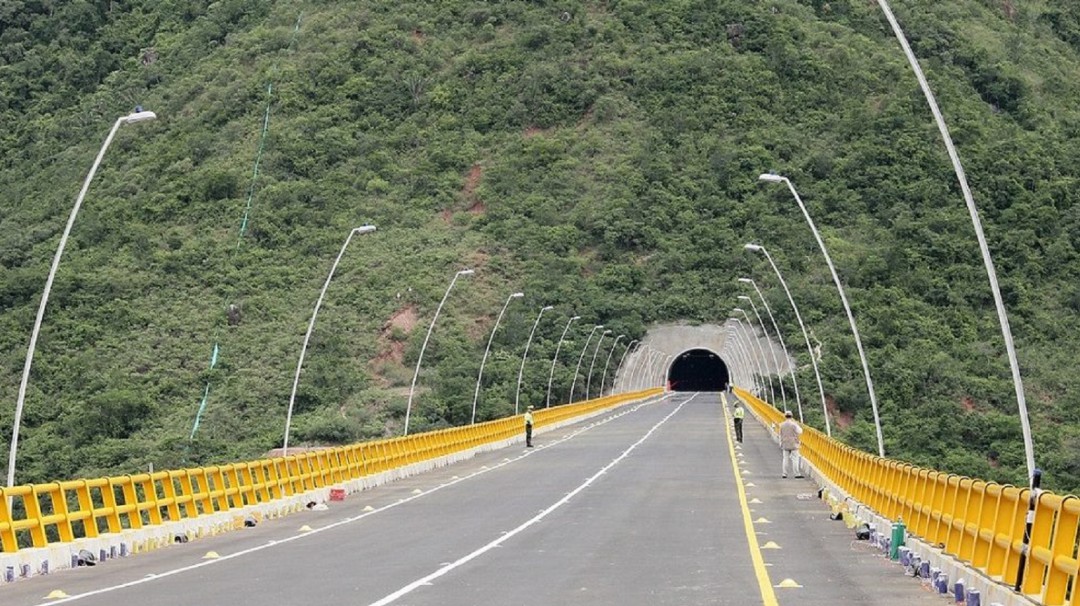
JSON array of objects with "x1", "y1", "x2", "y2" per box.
[{"x1": 3, "y1": 392, "x2": 944, "y2": 605}]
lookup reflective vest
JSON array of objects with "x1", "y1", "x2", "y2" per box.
[
  {"x1": 524, "y1": 412, "x2": 534, "y2": 426},
  {"x1": 733, "y1": 406, "x2": 745, "y2": 420}
]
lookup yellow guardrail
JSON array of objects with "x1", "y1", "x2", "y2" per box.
[
  {"x1": 735, "y1": 386, "x2": 1078, "y2": 606},
  {"x1": 0, "y1": 389, "x2": 662, "y2": 554}
]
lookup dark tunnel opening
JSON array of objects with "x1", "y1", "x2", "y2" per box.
[{"x1": 667, "y1": 349, "x2": 729, "y2": 392}]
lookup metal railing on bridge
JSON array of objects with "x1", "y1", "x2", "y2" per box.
[
  {"x1": 0, "y1": 389, "x2": 662, "y2": 556},
  {"x1": 736, "y1": 386, "x2": 1078, "y2": 606}
]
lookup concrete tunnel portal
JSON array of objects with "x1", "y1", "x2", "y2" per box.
[{"x1": 667, "y1": 349, "x2": 729, "y2": 392}]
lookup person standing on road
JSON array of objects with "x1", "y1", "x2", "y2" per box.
[
  {"x1": 779, "y1": 411, "x2": 803, "y2": 478},
  {"x1": 524, "y1": 405, "x2": 535, "y2": 448},
  {"x1": 732, "y1": 401, "x2": 745, "y2": 443}
]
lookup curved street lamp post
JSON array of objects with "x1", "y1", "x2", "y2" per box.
[
  {"x1": 405, "y1": 269, "x2": 474, "y2": 435},
  {"x1": 283, "y1": 225, "x2": 376, "y2": 455},
  {"x1": 739, "y1": 294, "x2": 787, "y2": 410},
  {"x1": 471, "y1": 292, "x2": 524, "y2": 424},
  {"x1": 586, "y1": 330, "x2": 612, "y2": 400},
  {"x1": 734, "y1": 308, "x2": 775, "y2": 404},
  {"x1": 652, "y1": 353, "x2": 672, "y2": 390},
  {"x1": 546, "y1": 316, "x2": 580, "y2": 408},
  {"x1": 638, "y1": 348, "x2": 661, "y2": 390},
  {"x1": 598, "y1": 335, "x2": 624, "y2": 399},
  {"x1": 8, "y1": 110, "x2": 157, "y2": 489},
  {"x1": 726, "y1": 328, "x2": 752, "y2": 391},
  {"x1": 760, "y1": 173, "x2": 881, "y2": 452},
  {"x1": 731, "y1": 318, "x2": 767, "y2": 398},
  {"x1": 875, "y1": 0, "x2": 1032, "y2": 481},
  {"x1": 611, "y1": 339, "x2": 638, "y2": 395},
  {"x1": 515, "y1": 305, "x2": 553, "y2": 414},
  {"x1": 739, "y1": 277, "x2": 802, "y2": 417},
  {"x1": 569, "y1": 325, "x2": 603, "y2": 403},
  {"x1": 745, "y1": 244, "x2": 827, "y2": 434}
]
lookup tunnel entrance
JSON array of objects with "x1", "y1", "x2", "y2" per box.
[{"x1": 667, "y1": 349, "x2": 729, "y2": 392}]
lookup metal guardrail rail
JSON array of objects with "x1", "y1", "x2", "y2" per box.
[
  {"x1": 0, "y1": 389, "x2": 663, "y2": 555},
  {"x1": 735, "y1": 386, "x2": 1075, "y2": 606}
]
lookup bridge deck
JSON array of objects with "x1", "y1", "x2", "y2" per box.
[{"x1": 4, "y1": 392, "x2": 942, "y2": 605}]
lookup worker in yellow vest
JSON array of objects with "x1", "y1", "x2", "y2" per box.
[
  {"x1": 732, "y1": 401, "x2": 745, "y2": 443},
  {"x1": 524, "y1": 405, "x2": 535, "y2": 448}
]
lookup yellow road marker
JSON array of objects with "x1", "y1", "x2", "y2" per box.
[
  {"x1": 754, "y1": 517, "x2": 771, "y2": 524},
  {"x1": 776, "y1": 578, "x2": 802, "y2": 588},
  {"x1": 749, "y1": 498, "x2": 762, "y2": 504},
  {"x1": 202, "y1": 551, "x2": 220, "y2": 559},
  {"x1": 762, "y1": 541, "x2": 781, "y2": 549},
  {"x1": 363, "y1": 505, "x2": 375, "y2": 512},
  {"x1": 412, "y1": 489, "x2": 423, "y2": 494},
  {"x1": 298, "y1": 525, "x2": 313, "y2": 532},
  {"x1": 45, "y1": 590, "x2": 70, "y2": 599}
]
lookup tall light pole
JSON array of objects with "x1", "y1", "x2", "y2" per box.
[
  {"x1": 647, "y1": 351, "x2": 667, "y2": 389},
  {"x1": 471, "y1": 291, "x2": 524, "y2": 424},
  {"x1": 734, "y1": 307, "x2": 774, "y2": 404},
  {"x1": 598, "y1": 335, "x2": 624, "y2": 398},
  {"x1": 730, "y1": 317, "x2": 758, "y2": 395},
  {"x1": 739, "y1": 277, "x2": 802, "y2": 413},
  {"x1": 283, "y1": 225, "x2": 376, "y2": 455},
  {"x1": 627, "y1": 346, "x2": 648, "y2": 391},
  {"x1": 516, "y1": 305, "x2": 553, "y2": 414},
  {"x1": 586, "y1": 329, "x2": 612, "y2": 399},
  {"x1": 726, "y1": 328, "x2": 752, "y2": 391},
  {"x1": 652, "y1": 352, "x2": 669, "y2": 388},
  {"x1": 405, "y1": 268, "x2": 474, "y2": 435},
  {"x1": 8, "y1": 109, "x2": 157, "y2": 489},
  {"x1": 646, "y1": 349, "x2": 666, "y2": 390},
  {"x1": 731, "y1": 317, "x2": 767, "y2": 399},
  {"x1": 760, "y1": 174, "x2": 882, "y2": 452},
  {"x1": 739, "y1": 294, "x2": 788, "y2": 409},
  {"x1": 569, "y1": 325, "x2": 603, "y2": 403},
  {"x1": 875, "y1": 0, "x2": 1033, "y2": 481},
  {"x1": 546, "y1": 315, "x2": 580, "y2": 408},
  {"x1": 745, "y1": 244, "x2": 828, "y2": 434},
  {"x1": 611, "y1": 339, "x2": 638, "y2": 395}
]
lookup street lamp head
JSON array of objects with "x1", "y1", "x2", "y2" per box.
[
  {"x1": 738, "y1": 278, "x2": 754, "y2": 284},
  {"x1": 602, "y1": 329, "x2": 612, "y2": 334},
  {"x1": 570, "y1": 315, "x2": 581, "y2": 320},
  {"x1": 733, "y1": 307, "x2": 744, "y2": 313},
  {"x1": 354, "y1": 225, "x2": 377, "y2": 234},
  {"x1": 595, "y1": 324, "x2": 604, "y2": 329},
  {"x1": 737, "y1": 295, "x2": 751, "y2": 301},
  {"x1": 542, "y1": 305, "x2": 554, "y2": 311},
  {"x1": 510, "y1": 292, "x2": 524, "y2": 298},
  {"x1": 744, "y1": 243, "x2": 764, "y2": 252},
  {"x1": 123, "y1": 110, "x2": 157, "y2": 124},
  {"x1": 458, "y1": 269, "x2": 475, "y2": 276},
  {"x1": 758, "y1": 173, "x2": 785, "y2": 183}
]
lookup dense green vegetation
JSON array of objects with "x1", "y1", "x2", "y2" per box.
[{"x1": 2, "y1": 0, "x2": 1080, "y2": 492}]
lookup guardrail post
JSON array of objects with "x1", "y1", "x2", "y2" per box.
[{"x1": 1013, "y1": 469, "x2": 1041, "y2": 592}]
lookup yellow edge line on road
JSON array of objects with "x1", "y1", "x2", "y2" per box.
[{"x1": 722, "y1": 393, "x2": 779, "y2": 606}]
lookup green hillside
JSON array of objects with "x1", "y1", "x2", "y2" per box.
[{"x1": 2, "y1": 0, "x2": 1080, "y2": 492}]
